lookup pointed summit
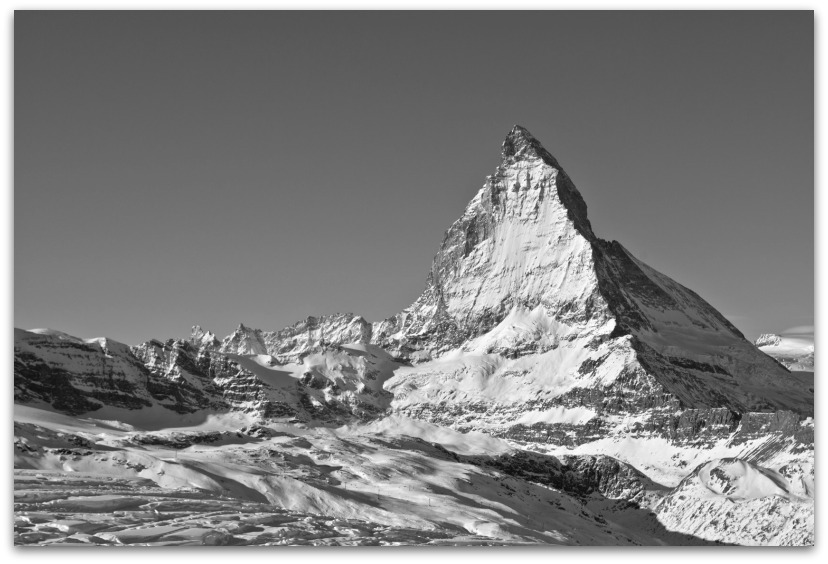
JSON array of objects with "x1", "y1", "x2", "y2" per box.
[
  {"x1": 501, "y1": 125, "x2": 563, "y2": 169},
  {"x1": 498, "y1": 125, "x2": 593, "y2": 238},
  {"x1": 501, "y1": 125, "x2": 538, "y2": 157}
]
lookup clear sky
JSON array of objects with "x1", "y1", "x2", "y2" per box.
[{"x1": 15, "y1": 10, "x2": 813, "y2": 345}]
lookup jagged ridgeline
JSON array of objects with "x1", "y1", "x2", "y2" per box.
[{"x1": 15, "y1": 126, "x2": 813, "y2": 437}]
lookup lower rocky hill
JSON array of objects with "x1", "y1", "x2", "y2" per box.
[{"x1": 14, "y1": 327, "x2": 397, "y2": 423}]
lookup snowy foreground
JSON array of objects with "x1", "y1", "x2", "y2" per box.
[{"x1": 14, "y1": 404, "x2": 813, "y2": 546}]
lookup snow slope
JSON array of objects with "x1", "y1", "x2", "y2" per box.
[
  {"x1": 13, "y1": 404, "x2": 738, "y2": 546},
  {"x1": 15, "y1": 402, "x2": 812, "y2": 546}
]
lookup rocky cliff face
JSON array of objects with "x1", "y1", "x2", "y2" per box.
[
  {"x1": 15, "y1": 327, "x2": 396, "y2": 424},
  {"x1": 475, "y1": 450, "x2": 661, "y2": 501},
  {"x1": 14, "y1": 329, "x2": 177, "y2": 415},
  {"x1": 130, "y1": 337, "x2": 227, "y2": 413}
]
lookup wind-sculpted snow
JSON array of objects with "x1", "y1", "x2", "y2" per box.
[
  {"x1": 15, "y1": 405, "x2": 733, "y2": 546},
  {"x1": 653, "y1": 458, "x2": 813, "y2": 545}
]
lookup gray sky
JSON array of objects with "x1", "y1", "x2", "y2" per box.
[{"x1": 15, "y1": 11, "x2": 813, "y2": 345}]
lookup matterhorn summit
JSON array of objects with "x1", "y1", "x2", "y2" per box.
[{"x1": 373, "y1": 124, "x2": 602, "y2": 357}]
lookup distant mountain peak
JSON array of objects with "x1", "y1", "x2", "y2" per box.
[
  {"x1": 756, "y1": 333, "x2": 783, "y2": 347},
  {"x1": 191, "y1": 325, "x2": 218, "y2": 347}
]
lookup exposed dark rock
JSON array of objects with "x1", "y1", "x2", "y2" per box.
[{"x1": 473, "y1": 450, "x2": 658, "y2": 501}]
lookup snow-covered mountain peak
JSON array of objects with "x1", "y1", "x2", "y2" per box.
[
  {"x1": 373, "y1": 126, "x2": 811, "y2": 417},
  {"x1": 371, "y1": 126, "x2": 607, "y2": 358},
  {"x1": 502, "y1": 124, "x2": 539, "y2": 157},
  {"x1": 502, "y1": 124, "x2": 559, "y2": 165},
  {"x1": 755, "y1": 332, "x2": 814, "y2": 372},
  {"x1": 495, "y1": 125, "x2": 595, "y2": 239},
  {"x1": 191, "y1": 325, "x2": 219, "y2": 348},
  {"x1": 756, "y1": 333, "x2": 783, "y2": 347},
  {"x1": 221, "y1": 323, "x2": 267, "y2": 355}
]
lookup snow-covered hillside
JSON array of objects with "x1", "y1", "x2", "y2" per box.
[{"x1": 14, "y1": 402, "x2": 812, "y2": 546}]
